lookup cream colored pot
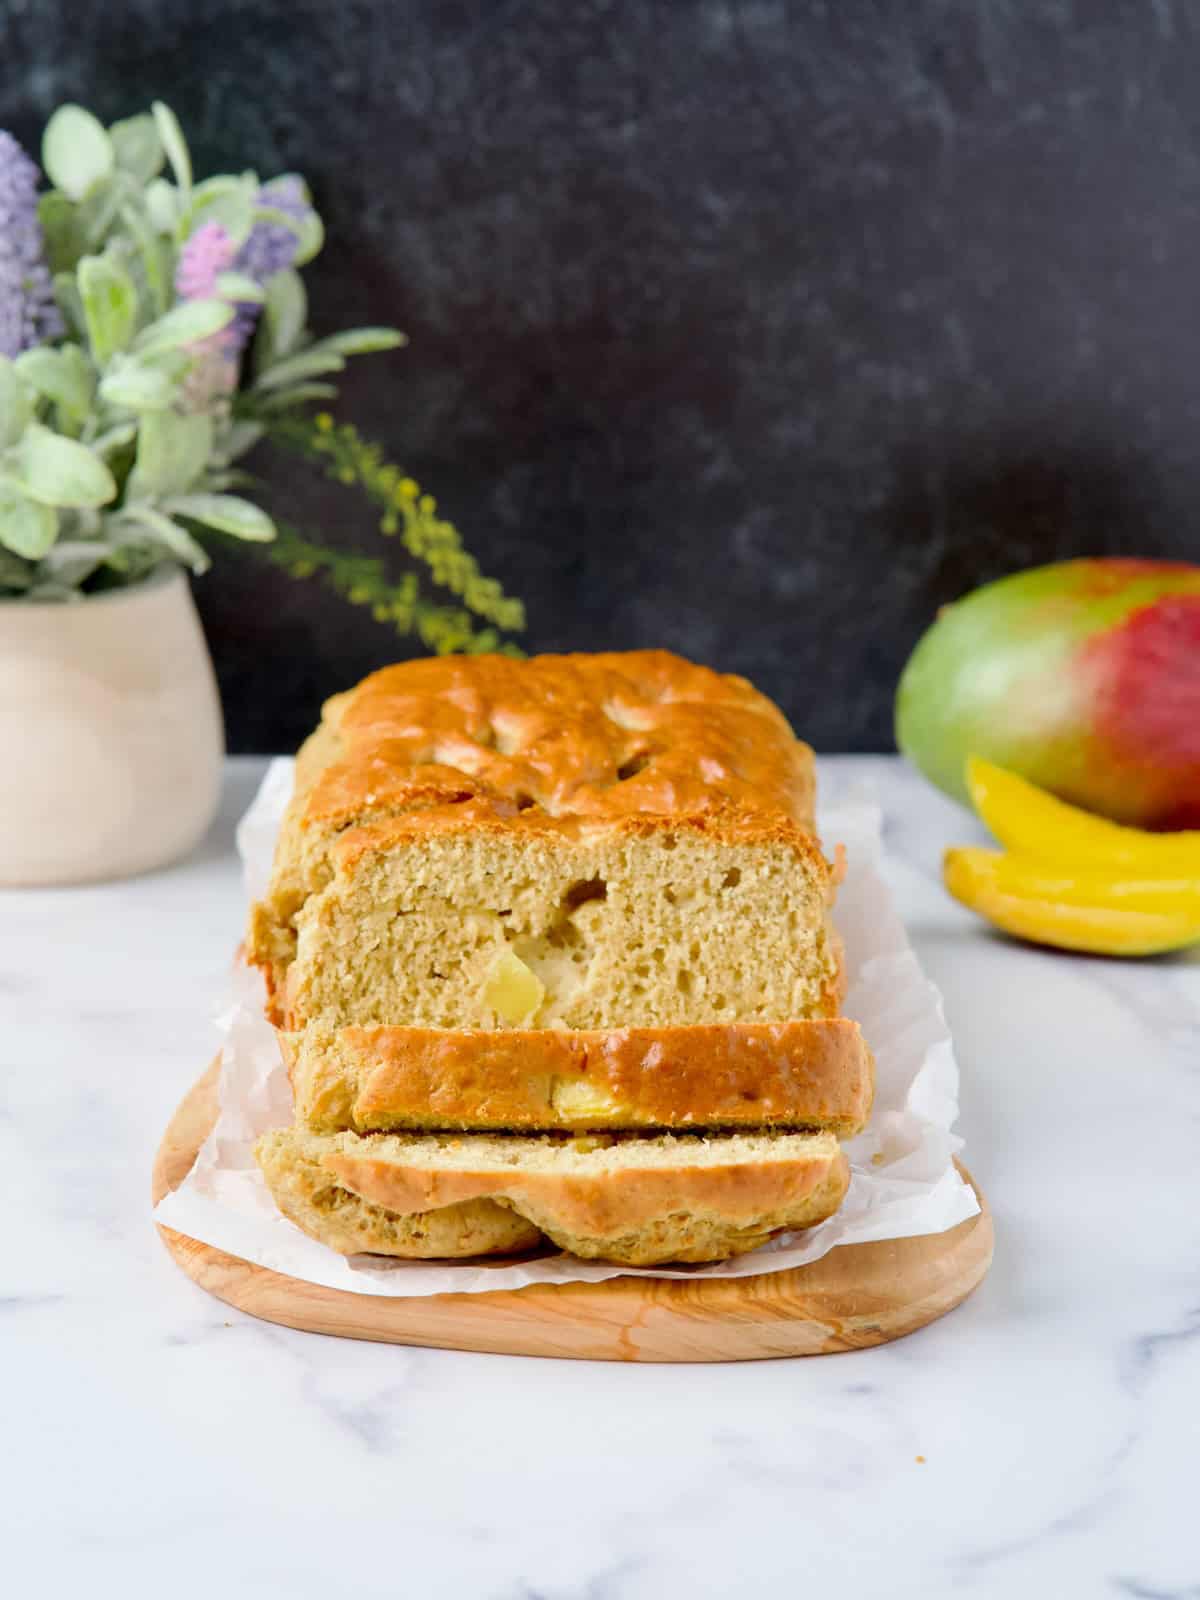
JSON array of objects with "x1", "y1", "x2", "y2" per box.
[{"x1": 0, "y1": 566, "x2": 223, "y2": 886}]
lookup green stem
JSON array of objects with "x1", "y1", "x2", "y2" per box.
[
  {"x1": 264, "y1": 412, "x2": 525, "y2": 635},
  {"x1": 253, "y1": 521, "x2": 521, "y2": 656}
]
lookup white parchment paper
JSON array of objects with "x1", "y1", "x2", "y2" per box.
[{"x1": 154, "y1": 759, "x2": 980, "y2": 1294}]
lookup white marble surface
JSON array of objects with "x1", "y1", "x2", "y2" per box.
[{"x1": 3, "y1": 756, "x2": 1197, "y2": 1600}]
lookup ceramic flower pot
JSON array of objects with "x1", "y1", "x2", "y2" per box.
[{"x1": 0, "y1": 566, "x2": 223, "y2": 886}]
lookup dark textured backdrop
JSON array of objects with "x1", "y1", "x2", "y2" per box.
[{"x1": 6, "y1": 0, "x2": 1200, "y2": 750}]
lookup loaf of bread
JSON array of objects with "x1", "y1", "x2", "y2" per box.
[
  {"x1": 249, "y1": 650, "x2": 868, "y2": 1266},
  {"x1": 256, "y1": 1124, "x2": 850, "y2": 1266},
  {"x1": 283, "y1": 1020, "x2": 874, "y2": 1136}
]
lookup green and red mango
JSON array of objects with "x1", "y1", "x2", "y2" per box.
[{"x1": 895, "y1": 558, "x2": 1200, "y2": 829}]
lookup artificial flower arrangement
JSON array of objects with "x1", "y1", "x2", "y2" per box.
[{"x1": 0, "y1": 101, "x2": 524, "y2": 653}]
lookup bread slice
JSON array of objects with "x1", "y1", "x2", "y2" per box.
[
  {"x1": 283, "y1": 1019, "x2": 874, "y2": 1136},
  {"x1": 255, "y1": 1124, "x2": 849, "y2": 1266},
  {"x1": 283, "y1": 807, "x2": 842, "y2": 1033},
  {"x1": 255, "y1": 1127, "x2": 543, "y2": 1258},
  {"x1": 247, "y1": 652, "x2": 837, "y2": 1029}
]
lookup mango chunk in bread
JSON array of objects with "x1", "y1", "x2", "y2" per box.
[{"x1": 482, "y1": 947, "x2": 545, "y2": 1024}]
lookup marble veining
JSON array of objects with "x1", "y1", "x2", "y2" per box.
[{"x1": 1, "y1": 757, "x2": 1195, "y2": 1599}]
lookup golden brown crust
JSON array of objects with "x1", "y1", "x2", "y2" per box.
[
  {"x1": 319, "y1": 1130, "x2": 850, "y2": 1265},
  {"x1": 254, "y1": 1127, "x2": 543, "y2": 1258},
  {"x1": 284, "y1": 1019, "x2": 875, "y2": 1136},
  {"x1": 247, "y1": 651, "x2": 825, "y2": 1007},
  {"x1": 329, "y1": 1138, "x2": 845, "y2": 1230},
  {"x1": 322, "y1": 650, "x2": 815, "y2": 831}
]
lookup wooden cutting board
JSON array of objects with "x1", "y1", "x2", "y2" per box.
[{"x1": 153, "y1": 1059, "x2": 993, "y2": 1363}]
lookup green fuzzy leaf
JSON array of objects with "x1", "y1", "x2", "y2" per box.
[
  {"x1": 77, "y1": 178, "x2": 129, "y2": 250},
  {"x1": 52, "y1": 271, "x2": 86, "y2": 340},
  {"x1": 184, "y1": 177, "x2": 255, "y2": 249},
  {"x1": 128, "y1": 411, "x2": 213, "y2": 498},
  {"x1": 252, "y1": 270, "x2": 307, "y2": 372},
  {"x1": 214, "y1": 271, "x2": 265, "y2": 303},
  {"x1": 118, "y1": 505, "x2": 210, "y2": 573},
  {"x1": 134, "y1": 298, "x2": 233, "y2": 357},
  {"x1": 109, "y1": 114, "x2": 164, "y2": 183},
  {"x1": 77, "y1": 255, "x2": 138, "y2": 364},
  {"x1": 0, "y1": 543, "x2": 35, "y2": 590},
  {"x1": 255, "y1": 382, "x2": 339, "y2": 412},
  {"x1": 98, "y1": 356, "x2": 177, "y2": 412},
  {"x1": 17, "y1": 424, "x2": 118, "y2": 508},
  {"x1": 254, "y1": 348, "x2": 345, "y2": 391},
  {"x1": 0, "y1": 358, "x2": 33, "y2": 450},
  {"x1": 151, "y1": 102, "x2": 191, "y2": 195},
  {"x1": 140, "y1": 349, "x2": 194, "y2": 380},
  {"x1": 0, "y1": 485, "x2": 58, "y2": 559},
  {"x1": 15, "y1": 346, "x2": 95, "y2": 423},
  {"x1": 91, "y1": 422, "x2": 139, "y2": 455},
  {"x1": 293, "y1": 208, "x2": 324, "y2": 267},
  {"x1": 220, "y1": 420, "x2": 265, "y2": 461},
  {"x1": 315, "y1": 327, "x2": 406, "y2": 357},
  {"x1": 38, "y1": 192, "x2": 85, "y2": 275},
  {"x1": 119, "y1": 202, "x2": 172, "y2": 317},
  {"x1": 42, "y1": 105, "x2": 114, "y2": 200},
  {"x1": 145, "y1": 178, "x2": 179, "y2": 234},
  {"x1": 165, "y1": 492, "x2": 276, "y2": 541},
  {"x1": 39, "y1": 539, "x2": 109, "y2": 587}
]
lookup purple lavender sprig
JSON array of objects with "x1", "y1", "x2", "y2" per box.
[
  {"x1": 174, "y1": 177, "x2": 314, "y2": 366},
  {"x1": 0, "y1": 130, "x2": 63, "y2": 358},
  {"x1": 175, "y1": 218, "x2": 236, "y2": 302},
  {"x1": 174, "y1": 220, "x2": 239, "y2": 408},
  {"x1": 230, "y1": 175, "x2": 312, "y2": 341},
  {"x1": 238, "y1": 177, "x2": 310, "y2": 281}
]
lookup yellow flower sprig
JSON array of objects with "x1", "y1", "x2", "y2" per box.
[
  {"x1": 268, "y1": 412, "x2": 525, "y2": 635},
  {"x1": 261, "y1": 522, "x2": 519, "y2": 656}
]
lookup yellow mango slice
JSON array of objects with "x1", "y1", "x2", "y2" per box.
[
  {"x1": 966, "y1": 757, "x2": 1200, "y2": 878},
  {"x1": 483, "y1": 948, "x2": 545, "y2": 1024},
  {"x1": 943, "y1": 847, "x2": 1200, "y2": 956}
]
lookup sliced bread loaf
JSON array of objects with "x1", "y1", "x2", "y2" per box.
[
  {"x1": 283, "y1": 807, "x2": 842, "y2": 1032},
  {"x1": 256, "y1": 1124, "x2": 849, "y2": 1266},
  {"x1": 283, "y1": 1019, "x2": 874, "y2": 1136}
]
